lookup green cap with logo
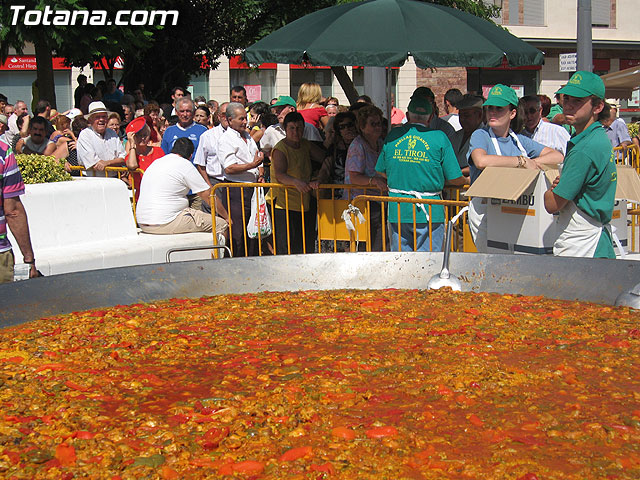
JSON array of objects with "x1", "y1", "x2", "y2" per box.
[
  {"x1": 556, "y1": 70, "x2": 605, "y2": 99},
  {"x1": 271, "y1": 95, "x2": 296, "y2": 108},
  {"x1": 483, "y1": 84, "x2": 519, "y2": 108},
  {"x1": 407, "y1": 96, "x2": 433, "y2": 116}
]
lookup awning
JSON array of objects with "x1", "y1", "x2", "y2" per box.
[{"x1": 601, "y1": 66, "x2": 640, "y2": 99}]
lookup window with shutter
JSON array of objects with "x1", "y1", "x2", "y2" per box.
[
  {"x1": 509, "y1": 0, "x2": 520, "y2": 25},
  {"x1": 523, "y1": 0, "x2": 545, "y2": 26},
  {"x1": 591, "y1": 0, "x2": 611, "y2": 27}
]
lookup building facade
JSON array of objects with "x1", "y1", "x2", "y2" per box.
[{"x1": 1, "y1": 0, "x2": 639, "y2": 116}]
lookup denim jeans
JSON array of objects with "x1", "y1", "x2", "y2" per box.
[{"x1": 388, "y1": 222, "x2": 444, "y2": 252}]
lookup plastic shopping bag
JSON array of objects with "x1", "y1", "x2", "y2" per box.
[{"x1": 247, "y1": 187, "x2": 272, "y2": 239}]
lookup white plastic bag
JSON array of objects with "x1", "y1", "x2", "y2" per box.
[{"x1": 247, "y1": 187, "x2": 272, "y2": 239}]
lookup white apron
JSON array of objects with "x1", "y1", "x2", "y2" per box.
[
  {"x1": 468, "y1": 130, "x2": 528, "y2": 253},
  {"x1": 554, "y1": 202, "x2": 603, "y2": 257},
  {"x1": 388, "y1": 188, "x2": 441, "y2": 222},
  {"x1": 553, "y1": 201, "x2": 624, "y2": 258}
]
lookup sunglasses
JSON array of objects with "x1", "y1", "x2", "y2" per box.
[
  {"x1": 525, "y1": 107, "x2": 540, "y2": 115},
  {"x1": 337, "y1": 122, "x2": 355, "y2": 130}
]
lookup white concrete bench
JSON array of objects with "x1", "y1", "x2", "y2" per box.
[{"x1": 7, "y1": 178, "x2": 222, "y2": 276}]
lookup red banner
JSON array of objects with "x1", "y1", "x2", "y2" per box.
[
  {"x1": 1, "y1": 55, "x2": 123, "y2": 71},
  {"x1": 0, "y1": 55, "x2": 72, "y2": 71}
]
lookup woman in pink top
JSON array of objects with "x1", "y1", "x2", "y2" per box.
[{"x1": 296, "y1": 82, "x2": 328, "y2": 131}]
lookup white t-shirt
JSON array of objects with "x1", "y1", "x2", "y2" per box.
[
  {"x1": 23, "y1": 136, "x2": 54, "y2": 154},
  {"x1": 445, "y1": 113, "x2": 462, "y2": 131},
  {"x1": 193, "y1": 124, "x2": 226, "y2": 179},
  {"x1": 5, "y1": 113, "x2": 20, "y2": 147},
  {"x1": 76, "y1": 127, "x2": 125, "y2": 169},
  {"x1": 218, "y1": 127, "x2": 260, "y2": 183},
  {"x1": 136, "y1": 153, "x2": 210, "y2": 225}
]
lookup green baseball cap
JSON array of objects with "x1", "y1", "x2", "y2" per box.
[
  {"x1": 407, "y1": 97, "x2": 433, "y2": 116},
  {"x1": 271, "y1": 95, "x2": 296, "y2": 108},
  {"x1": 483, "y1": 84, "x2": 519, "y2": 107},
  {"x1": 556, "y1": 71, "x2": 605, "y2": 99}
]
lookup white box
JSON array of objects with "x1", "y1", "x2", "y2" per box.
[
  {"x1": 611, "y1": 199, "x2": 627, "y2": 255},
  {"x1": 486, "y1": 171, "x2": 557, "y2": 254},
  {"x1": 466, "y1": 165, "x2": 640, "y2": 256},
  {"x1": 465, "y1": 167, "x2": 558, "y2": 255}
]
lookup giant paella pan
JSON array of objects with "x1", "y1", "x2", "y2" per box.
[{"x1": 1, "y1": 252, "x2": 639, "y2": 478}]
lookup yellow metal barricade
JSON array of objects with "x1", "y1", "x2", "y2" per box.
[
  {"x1": 316, "y1": 185, "x2": 379, "y2": 252},
  {"x1": 351, "y1": 194, "x2": 470, "y2": 252},
  {"x1": 210, "y1": 183, "x2": 382, "y2": 257},
  {"x1": 211, "y1": 182, "x2": 304, "y2": 257},
  {"x1": 614, "y1": 144, "x2": 640, "y2": 171},
  {"x1": 613, "y1": 146, "x2": 640, "y2": 253},
  {"x1": 68, "y1": 165, "x2": 143, "y2": 222}
]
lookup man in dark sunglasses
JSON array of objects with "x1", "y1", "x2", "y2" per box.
[{"x1": 519, "y1": 95, "x2": 570, "y2": 154}]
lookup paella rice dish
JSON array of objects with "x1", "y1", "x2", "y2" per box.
[{"x1": 1, "y1": 289, "x2": 640, "y2": 479}]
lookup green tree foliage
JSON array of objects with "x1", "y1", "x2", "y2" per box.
[
  {"x1": 1, "y1": 0, "x2": 501, "y2": 105},
  {"x1": 0, "y1": 0, "x2": 157, "y2": 108}
]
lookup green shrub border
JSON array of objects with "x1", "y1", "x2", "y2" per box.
[{"x1": 15, "y1": 154, "x2": 72, "y2": 184}]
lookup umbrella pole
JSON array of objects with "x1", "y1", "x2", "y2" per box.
[
  {"x1": 477, "y1": 67, "x2": 483, "y2": 96},
  {"x1": 386, "y1": 67, "x2": 392, "y2": 124},
  {"x1": 331, "y1": 66, "x2": 360, "y2": 105}
]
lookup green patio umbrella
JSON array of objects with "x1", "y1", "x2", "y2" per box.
[{"x1": 243, "y1": 0, "x2": 543, "y2": 68}]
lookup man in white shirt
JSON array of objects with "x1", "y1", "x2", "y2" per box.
[
  {"x1": 6, "y1": 101, "x2": 28, "y2": 148},
  {"x1": 76, "y1": 101, "x2": 126, "y2": 175},
  {"x1": 217, "y1": 102, "x2": 264, "y2": 256},
  {"x1": 136, "y1": 138, "x2": 228, "y2": 235},
  {"x1": 194, "y1": 102, "x2": 229, "y2": 188},
  {"x1": 520, "y1": 95, "x2": 571, "y2": 154},
  {"x1": 442, "y1": 88, "x2": 463, "y2": 131}
]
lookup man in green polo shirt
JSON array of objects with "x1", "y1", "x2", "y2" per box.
[
  {"x1": 375, "y1": 97, "x2": 465, "y2": 251},
  {"x1": 544, "y1": 70, "x2": 617, "y2": 258}
]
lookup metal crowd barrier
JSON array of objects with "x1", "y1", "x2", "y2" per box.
[
  {"x1": 210, "y1": 183, "x2": 380, "y2": 257},
  {"x1": 614, "y1": 144, "x2": 640, "y2": 171},
  {"x1": 210, "y1": 183, "x2": 472, "y2": 256},
  {"x1": 351, "y1": 194, "x2": 470, "y2": 252},
  {"x1": 614, "y1": 145, "x2": 640, "y2": 253}
]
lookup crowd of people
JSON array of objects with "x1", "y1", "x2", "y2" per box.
[{"x1": 0, "y1": 70, "x2": 626, "y2": 282}]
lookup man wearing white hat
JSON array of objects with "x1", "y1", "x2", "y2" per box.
[{"x1": 76, "y1": 101, "x2": 125, "y2": 175}]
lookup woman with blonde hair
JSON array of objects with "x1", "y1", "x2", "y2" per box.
[{"x1": 296, "y1": 82, "x2": 329, "y2": 130}]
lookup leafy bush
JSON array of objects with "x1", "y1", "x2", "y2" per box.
[{"x1": 15, "y1": 154, "x2": 72, "y2": 184}]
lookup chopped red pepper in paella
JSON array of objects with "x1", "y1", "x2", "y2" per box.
[{"x1": 1, "y1": 289, "x2": 640, "y2": 478}]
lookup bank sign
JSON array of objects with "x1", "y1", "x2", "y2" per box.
[
  {"x1": 0, "y1": 56, "x2": 69, "y2": 70},
  {"x1": 0, "y1": 55, "x2": 124, "y2": 71}
]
